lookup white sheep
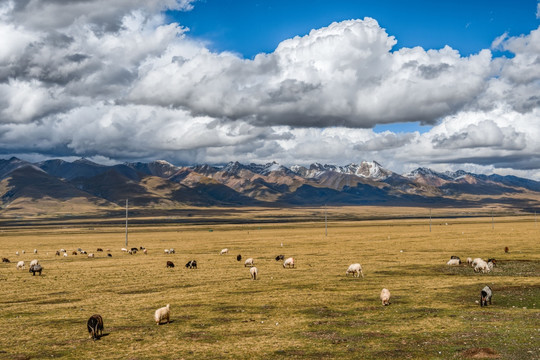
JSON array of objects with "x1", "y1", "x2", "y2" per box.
[
  {"x1": 474, "y1": 259, "x2": 490, "y2": 273},
  {"x1": 250, "y1": 267, "x2": 258, "y2": 280},
  {"x1": 164, "y1": 249, "x2": 170, "y2": 254},
  {"x1": 29, "y1": 259, "x2": 39, "y2": 267},
  {"x1": 244, "y1": 258, "x2": 254, "y2": 267},
  {"x1": 154, "y1": 304, "x2": 170, "y2": 325},
  {"x1": 487, "y1": 261, "x2": 494, "y2": 272},
  {"x1": 471, "y1": 258, "x2": 483, "y2": 268},
  {"x1": 446, "y1": 259, "x2": 460, "y2": 266},
  {"x1": 346, "y1": 263, "x2": 364, "y2": 278},
  {"x1": 121, "y1": 248, "x2": 128, "y2": 252},
  {"x1": 220, "y1": 248, "x2": 228, "y2": 255},
  {"x1": 283, "y1": 257, "x2": 295, "y2": 268},
  {"x1": 88, "y1": 253, "x2": 94, "y2": 258},
  {"x1": 22, "y1": 250, "x2": 25, "y2": 254},
  {"x1": 169, "y1": 248, "x2": 175, "y2": 254},
  {"x1": 33, "y1": 249, "x2": 37, "y2": 254},
  {"x1": 380, "y1": 288, "x2": 391, "y2": 306},
  {"x1": 63, "y1": 253, "x2": 68, "y2": 257},
  {"x1": 60, "y1": 249, "x2": 66, "y2": 253},
  {"x1": 466, "y1": 257, "x2": 473, "y2": 265},
  {"x1": 15, "y1": 251, "x2": 19, "y2": 256},
  {"x1": 16, "y1": 261, "x2": 25, "y2": 270},
  {"x1": 143, "y1": 249, "x2": 148, "y2": 255}
]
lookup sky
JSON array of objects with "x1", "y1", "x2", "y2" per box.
[{"x1": 0, "y1": 0, "x2": 540, "y2": 178}]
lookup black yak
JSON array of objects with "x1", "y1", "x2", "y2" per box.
[{"x1": 87, "y1": 314, "x2": 104, "y2": 340}]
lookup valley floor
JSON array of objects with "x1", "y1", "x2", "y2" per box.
[{"x1": 0, "y1": 213, "x2": 538, "y2": 359}]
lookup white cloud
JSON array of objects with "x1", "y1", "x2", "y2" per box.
[
  {"x1": 0, "y1": 1, "x2": 538, "y2": 178},
  {"x1": 128, "y1": 19, "x2": 492, "y2": 128}
]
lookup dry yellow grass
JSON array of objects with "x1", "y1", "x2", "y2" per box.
[{"x1": 0, "y1": 211, "x2": 538, "y2": 359}]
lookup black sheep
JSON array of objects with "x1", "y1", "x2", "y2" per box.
[
  {"x1": 166, "y1": 261, "x2": 175, "y2": 268},
  {"x1": 236, "y1": 254, "x2": 242, "y2": 261}
]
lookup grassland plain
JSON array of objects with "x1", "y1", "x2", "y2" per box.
[{"x1": 0, "y1": 213, "x2": 538, "y2": 359}]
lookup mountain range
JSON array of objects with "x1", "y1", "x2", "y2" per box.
[{"x1": 1, "y1": 157, "x2": 539, "y2": 216}]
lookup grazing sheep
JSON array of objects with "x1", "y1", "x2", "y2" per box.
[
  {"x1": 237, "y1": 254, "x2": 242, "y2": 261},
  {"x1": 166, "y1": 261, "x2": 175, "y2": 268},
  {"x1": 466, "y1": 257, "x2": 473, "y2": 265},
  {"x1": 87, "y1": 314, "x2": 104, "y2": 340},
  {"x1": 29, "y1": 259, "x2": 39, "y2": 267},
  {"x1": 250, "y1": 266, "x2": 258, "y2": 280},
  {"x1": 121, "y1": 248, "x2": 128, "y2": 252},
  {"x1": 15, "y1": 251, "x2": 19, "y2": 256},
  {"x1": 220, "y1": 248, "x2": 228, "y2": 255},
  {"x1": 16, "y1": 261, "x2": 25, "y2": 270},
  {"x1": 97, "y1": 248, "x2": 103, "y2": 252},
  {"x1": 29, "y1": 264, "x2": 42, "y2": 276},
  {"x1": 446, "y1": 259, "x2": 460, "y2": 266},
  {"x1": 80, "y1": 250, "x2": 87, "y2": 254},
  {"x1": 380, "y1": 288, "x2": 391, "y2": 306},
  {"x1": 164, "y1": 249, "x2": 170, "y2": 254},
  {"x1": 275, "y1": 254, "x2": 285, "y2": 261},
  {"x1": 346, "y1": 263, "x2": 364, "y2": 278},
  {"x1": 169, "y1": 248, "x2": 175, "y2": 254},
  {"x1": 63, "y1": 253, "x2": 68, "y2": 257},
  {"x1": 107, "y1": 253, "x2": 112, "y2": 257},
  {"x1": 504, "y1": 246, "x2": 509, "y2": 253},
  {"x1": 143, "y1": 249, "x2": 148, "y2": 255},
  {"x1": 140, "y1": 246, "x2": 145, "y2": 250},
  {"x1": 88, "y1": 253, "x2": 94, "y2": 258},
  {"x1": 55, "y1": 251, "x2": 60, "y2": 256},
  {"x1": 34, "y1": 249, "x2": 37, "y2": 254},
  {"x1": 72, "y1": 251, "x2": 78, "y2": 255},
  {"x1": 487, "y1": 258, "x2": 497, "y2": 267},
  {"x1": 474, "y1": 259, "x2": 490, "y2": 273},
  {"x1": 450, "y1": 255, "x2": 460, "y2": 261},
  {"x1": 131, "y1": 248, "x2": 138, "y2": 253},
  {"x1": 283, "y1": 257, "x2": 295, "y2": 268},
  {"x1": 185, "y1": 260, "x2": 197, "y2": 269},
  {"x1": 2, "y1": 257, "x2": 10, "y2": 263},
  {"x1": 106, "y1": 249, "x2": 111, "y2": 252},
  {"x1": 244, "y1": 258, "x2": 254, "y2": 267},
  {"x1": 480, "y1": 286, "x2": 493, "y2": 307},
  {"x1": 22, "y1": 250, "x2": 25, "y2": 254},
  {"x1": 154, "y1": 304, "x2": 170, "y2": 325},
  {"x1": 471, "y1": 258, "x2": 483, "y2": 268},
  {"x1": 60, "y1": 249, "x2": 66, "y2": 253}
]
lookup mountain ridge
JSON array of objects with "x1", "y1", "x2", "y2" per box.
[{"x1": 0, "y1": 157, "x2": 539, "y2": 215}]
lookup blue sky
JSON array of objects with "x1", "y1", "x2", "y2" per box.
[
  {"x1": 170, "y1": 0, "x2": 539, "y2": 58},
  {"x1": 1, "y1": 0, "x2": 540, "y2": 178}
]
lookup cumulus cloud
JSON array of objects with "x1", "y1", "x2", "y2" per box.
[
  {"x1": 0, "y1": 1, "x2": 539, "y2": 178},
  {"x1": 128, "y1": 19, "x2": 492, "y2": 128},
  {"x1": 432, "y1": 120, "x2": 526, "y2": 150}
]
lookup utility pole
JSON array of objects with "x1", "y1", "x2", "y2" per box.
[
  {"x1": 325, "y1": 204, "x2": 328, "y2": 237},
  {"x1": 429, "y1": 208, "x2": 432, "y2": 233},
  {"x1": 125, "y1": 199, "x2": 128, "y2": 247}
]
